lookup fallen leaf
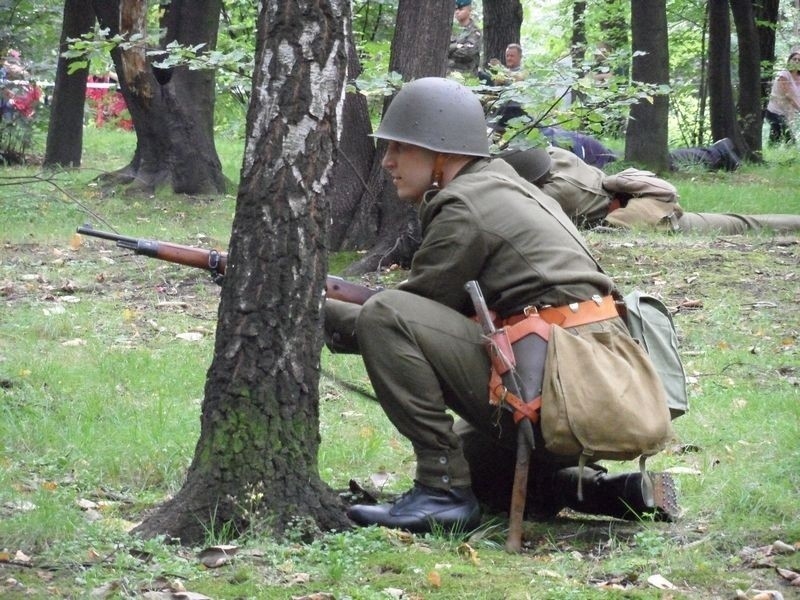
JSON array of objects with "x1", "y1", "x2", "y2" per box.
[
  {"x1": 777, "y1": 567, "x2": 800, "y2": 584},
  {"x1": 647, "y1": 574, "x2": 676, "y2": 589},
  {"x1": 198, "y1": 544, "x2": 238, "y2": 568},
  {"x1": 457, "y1": 542, "x2": 480, "y2": 565},
  {"x1": 771, "y1": 540, "x2": 795, "y2": 554},
  {"x1": 427, "y1": 570, "x2": 441, "y2": 588},
  {"x1": 369, "y1": 470, "x2": 391, "y2": 489},
  {"x1": 176, "y1": 332, "x2": 204, "y2": 342}
]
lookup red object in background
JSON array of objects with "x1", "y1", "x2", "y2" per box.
[
  {"x1": 9, "y1": 83, "x2": 41, "y2": 118},
  {"x1": 86, "y1": 76, "x2": 133, "y2": 130}
]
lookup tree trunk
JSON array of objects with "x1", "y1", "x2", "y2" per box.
[
  {"x1": 91, "y1": 0, "x2": 226, "y2": 196},
  {"x1": 482, "y1": 0, "x2": 523, "y2": 66},
  {"x1": 729, "y1": 0, "x2": 763, "y2": 161},
  {"x1": 133, "y1": 0, "x2": 351, "y2": 544},
  {"x1": 624, "y1": 0, "x2": 670, "y2": 172},
  {"x1": 43, "y1": 0, "x2": 96, "y2": 167},
  {"x1": 338, "y1": 0, "x2": 453, "y2": 275},
  {"x1": 707, "y1": 0, "x2": 740, "y2": 145},
  {"x1": 327, "y1": 33, "x2": 375, "y2": 251},
  {"x1": 754, "y1": 1, "x2": 780, "y2": 107}
]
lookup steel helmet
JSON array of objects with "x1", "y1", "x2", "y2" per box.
[
  {"x1": 497, "y1": 147, "x2": 552, "y2": 184},
  {"x1": 373, "y1": 77, "x2": 490, "y2": 157}
]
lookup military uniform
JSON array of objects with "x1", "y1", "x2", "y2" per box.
[
  {"x1": 448, "y1": 18, "x2": 482, "y2": 76},
  {"x1": 504, "y1": 146, "x2": 800, "y2": 234},
  {"x1": 327, "y1": 158, "x2": 620, "y2": 493},
  {"x1": 333, "y1": 77, "x2": 679, "y2": 532}
]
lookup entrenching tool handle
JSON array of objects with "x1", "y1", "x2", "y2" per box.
[
  {"x1": 465, "y1": 281, "x2": 533, "y2": 553},
  {"x1": 506, "y1": 420, "x2": 533, "y2": 553}
]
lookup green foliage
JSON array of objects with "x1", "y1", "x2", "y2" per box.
[{"x1": 2, "y1": 127, "x2": 799, "y2": 598}]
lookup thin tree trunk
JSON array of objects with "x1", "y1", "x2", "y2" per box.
[
  {"x1": 624, "y1": 0, "x2": 670, "y2": 172},
  {"x1": 44, "y1": 0, "x2": 96, "y2": 167}
]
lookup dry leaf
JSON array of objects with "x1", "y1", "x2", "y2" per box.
[
  {"x1": 290, "y1": 594, "x2": 334, "y2": 600},
  {"x1": 426, "y1": 570, "x2": 441, "y2": 588},
  {"x1": 776, "y1": 567, "x2": 800, "y2": 584},
  {"x1": 771, "y1": 540, "x2": 795, "y2": 554},
  {"x1": 176, "y1": 332, "x2": 204, "y2": 342},
  {"x1": 646, "y1": 574, "x2": 676, "y2": 589},
  {"x1": 198, "y1": 544, "x2": 238, "y2": 568},
  {"x1": 457, "y1": 542, "x2": 480, "y2": 565},
  {"x1": 369, "y1": 470, "x2": 391, "y2": 489}
]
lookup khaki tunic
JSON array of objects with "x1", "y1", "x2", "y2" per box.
[
  {"x1": 535, "y1": 148, "x2": 800, "y2": 234},
  {"x1": 325, "y1": 158, "x2": 617, "y2": 490},
  {"x1": 448, "y1": 19, "x2": 482, "y2": 76}
]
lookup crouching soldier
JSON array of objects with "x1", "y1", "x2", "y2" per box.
[{"x1": 324, "y1": 78, "x2": 678, "y2": 534}]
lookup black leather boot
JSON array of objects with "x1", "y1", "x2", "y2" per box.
[
  {"x1": 551, "y1": 467, "x2": 680, "y2": 522},
  {"x1": 347, "y1": 481, "x2": 481, "y2": 534}
]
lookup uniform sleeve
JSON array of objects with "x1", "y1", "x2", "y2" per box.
[
  {"x1": 398, "y1": 199, "x2": 486, "y2": 312},
  {"x1": 450, "y1": 27, "x2": 481, "y2": 61}
]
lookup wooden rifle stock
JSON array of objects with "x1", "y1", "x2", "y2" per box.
[{"x1": 76, "y1": 224, "x2": 379, "y2": 305}]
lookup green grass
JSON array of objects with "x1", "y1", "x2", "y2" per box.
[{"x1": 0, "y1": 127, "x2": 798, "y2": 599}]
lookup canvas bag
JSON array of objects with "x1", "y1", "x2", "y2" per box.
[
  {"x1": 492, "y1": 173, "x2": 676, "y2": 489},
  {"x1": 539, "y1": 321, "x2": 674, "y2": 502},
  {"x1": 602, "y1": 168, "x2": 684, "y2": 228},
  {"x1": 623, "y1": 290, "x2": 688, "y2": 420}
]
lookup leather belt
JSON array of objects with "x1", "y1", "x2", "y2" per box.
[{"x1": 503, "y1": 294, "x2": 619, "y2": 329}]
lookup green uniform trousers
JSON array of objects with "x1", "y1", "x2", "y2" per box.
[
  {"x1": 677, "y1": 212, "x2": 800, "y2": 233},
  {"x1": 327, "y1": 289, "x2": 517, "y2": 490}
]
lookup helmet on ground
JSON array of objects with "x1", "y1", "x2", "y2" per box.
[
  {"x1": 372, "y1": 77, "x2": 490, "y2": 157},
  {"x1": 497, "y1": 147, "x2": 552, "y2": 184}
]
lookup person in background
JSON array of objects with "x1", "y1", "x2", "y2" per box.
[
  {"x1": 480, "y1": 43, "x2": 527, "y2": 86},
  {"x1": 448, "y1": 0, "x2": 482, "y2": 77},
  {"x1": 500, "y1": 146, "x2": 800, "y2": 234},
  {"x1": 764, "y1": 50, "x2": 800, "y2": 145},
  {"x1": 326, "y1": 77, "x2": 678, "y2": 534}
]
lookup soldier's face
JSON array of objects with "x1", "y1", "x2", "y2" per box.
[
  {"x1": 382, "y1": 141, "x2": 436, "y2": 202},
  {"x1": 454, "y1": 6, "x2": 470, "y2": 24}
]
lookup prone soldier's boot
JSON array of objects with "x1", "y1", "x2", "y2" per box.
[{"x1": 547, "y1": 466, "x2": 680, "y2": 522}]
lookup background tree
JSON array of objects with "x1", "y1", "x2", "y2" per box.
[
  {"x1": 624, "y1": 0, "x2": 670, "y2": 172},
  {"x1": 707, "y1": 0, "x2": 742, "y2": 147},
  {"x1": 336, "y1": 0, "x2": 453, "y2": 275},
  {"x1": 133, "y1": 0, "x2": 351, "y2": 543},
  {"x1": 482, "y1": 0, "x2": 523, "y2": 65},
  {"x1": 93, "y1": 0, "x2": 226, "y2": 195},
  {"x1": 730, "y1": 0, "x2": 764, "y2": 160},
  {"x1": 754, "y1": 0, "x2": 781, "y2": 104},
  {"x1": 43, "y1": 0, "x2": 226, "y2": 195},
  {"x1": 44, "y1": 0, "x2": 94, "y2": 167}
]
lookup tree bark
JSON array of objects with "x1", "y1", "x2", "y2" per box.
[
  {"x1": 326, "y1": 33, "x2": 376, "y2": 251},
  {"x1": 707, "y1": 0, "x2": 740, "y2": 145},
  {"x1": 338, "y1": 0, "x2": 453, "y2": 275},
  {"x1": 624, "y1": 0, "x2": 670, "y2": 172},
  {"x1": 753, "y1": 1, "x2": 780, "y2": 107},
  {"x1": 43, "y1": 0, "x2": 96, "y2": 167},
  {"x1": 91, "y1": 0, "x2": 226, "y2": 196},
  {"x1": 133, "y1": 0, "x2": 351, "y2": 544},
  {"x1": 482, "y1": 0, "x2": 523, "y2": 66},
  {"x1": 729, "y1": 0, "x2": 763, "y2": 161}
]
